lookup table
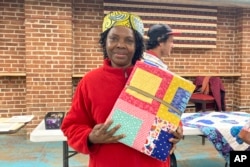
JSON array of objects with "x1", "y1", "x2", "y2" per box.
[
  {"x1": 30, "y1": 112, "x2": 250, "y2": 167},
  {"x1": 29, "y1": 119, "x2": 78, "y2": 167},
  {"x1": 0, "y1": 115, "x2": 34, "y2": 134},
  {"x1": 29, "y1": 113, "x2": 203, "y2": 167},
  {"x1": 0, "y1": 120, "x2": 25, "y2": 134}
]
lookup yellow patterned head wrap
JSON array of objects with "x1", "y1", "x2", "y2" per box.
[{"x1": 102, "y1": 11, "x2": 144, "y2": 36}]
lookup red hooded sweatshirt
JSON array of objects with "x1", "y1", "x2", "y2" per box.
[{"x1": 61, "y1": 59, "x2": 171, "y2": 167}]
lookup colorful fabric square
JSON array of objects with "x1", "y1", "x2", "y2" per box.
[
  {"x1": 123, "y1": 61, "x2": 194, "y2": 116},
  {"x1": 109, "y1": 99, "x2": 155, "y2": 150},
  {"x1": 151, "y1": 130, "x2": 173, "y2": 161},
  {"x1": 170, "y1": 87, "x2": 192, "y2": 113},
  {"x1": 157, "y1": 104, "x2": 179, "y2": 131},
  {"x1": 121, "y1": 61, "x2": 176, "y2": 115},
  {"x1": 125, "y1": 67, "x2": 162, "y2": 104},
  {"x1": 142, "y1": 117, "x2": 173, "y2": 161},
  {"x1": 163, "y1": 75, "x2": 194, "y2": 115},
  {"x1": 109, "y1": 109, "x2": 142, "y2": 146},
  {"x1": 129, "y1": 61, "x2": 173, "y2": 99}
]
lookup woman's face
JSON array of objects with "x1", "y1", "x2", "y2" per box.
[{"x1": 106, "y1": 26, "x2": 136, "y2": 68}]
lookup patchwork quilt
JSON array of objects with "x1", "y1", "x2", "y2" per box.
[
  {"x1": 107, "y1": 61, "x2": 195, "y2": 161},
  {"x1": 182, "y1": 112, "x2": 250, "y2": 164}
]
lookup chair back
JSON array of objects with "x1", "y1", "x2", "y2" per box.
[{"x1": 191, "y1": 76, "x2": 226, "y2": 111}]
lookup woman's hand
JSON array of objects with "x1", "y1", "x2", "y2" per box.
[
  {"x1": 169, "y1": 126, "x2": 183, "y2": 154},
  {"x1": 88, "y1": 120, "x2": 125, "y2": 145}
]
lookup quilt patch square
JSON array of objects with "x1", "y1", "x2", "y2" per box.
[
  {"x1": 170, "y1": 87, "x2": 192, "y2": 113},
  {"x1": 109, "y1": 109, "x2": 143, "y2": 146},
  {"x1": 126, "y1": 68, "x2": 162, "y2": 104},
  {"x1": 108, "y1": 99, "x2": 155, "y2": 150},
  {"x1": 150, "y1": 130, "x2": 173, "y2": 161},
  {"x1": 156, "y1": 105, "x2": 180, "y2": 130}
]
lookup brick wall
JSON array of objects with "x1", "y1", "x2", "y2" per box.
[
  {"x1": 0, "y1": 0, "x2": 26, "y2": 116},
  {"x1": 0, "y1": 77, "x2": 26, "y2": 116},
  {"x1": 168, "y1": 7, "x2": 241, "y2": 112},
  {"x1": 234, "y1": 8, "x2": 250, "y2": 110},
  {"x1": 0, "y1": 0, "x2": 26, "y2": 117},
  {"x1": 73, "y1": 0, "x2": 103, "y2": 75},
  {"x1": 1, "y1": 0, "x2": 250, "y2": 135}
]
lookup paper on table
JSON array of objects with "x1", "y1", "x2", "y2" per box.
[
  {"x1": 0, "y1": 122, "x2": 20, "y2": 132},
  {"x1": 5, "y1": 115, "x2": 34, "y2": 123}
]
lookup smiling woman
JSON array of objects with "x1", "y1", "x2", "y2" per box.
[{"x1": 60, "y1": 10, "x2": 185, "y2": 167}]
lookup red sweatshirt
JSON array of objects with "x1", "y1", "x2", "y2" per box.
[{"x1": 61, "y1": 59, "x2": 170, "y2": 167}]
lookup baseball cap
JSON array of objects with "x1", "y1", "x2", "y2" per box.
[{"x1": 147, "y1": 24, "x2": 180, "y2": 42}]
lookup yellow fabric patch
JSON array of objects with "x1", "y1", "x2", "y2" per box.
[
  {"x1": 126, "y1": 68, "x2": 162, "y2": 103},
  {"x1": 163, "y1": 75, "x2": 195, "y2": 103},
  {"x1": 157, "y1": 104, "x2": 180, "y2": 127}
]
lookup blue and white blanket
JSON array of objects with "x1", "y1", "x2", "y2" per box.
[{"x1": 182, "y1": 112, "x2": 250, "y2": 163}]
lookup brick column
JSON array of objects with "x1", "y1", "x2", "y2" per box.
[
  {"x1": 24, "y1": 0, "x2": 73, "y2": 133},
  {"x1": 0, "y1": 0, "x2": 26, "y2": 117},
  {"x1": 235, "y1": 8, "x2": 250, "y2": 112}
]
